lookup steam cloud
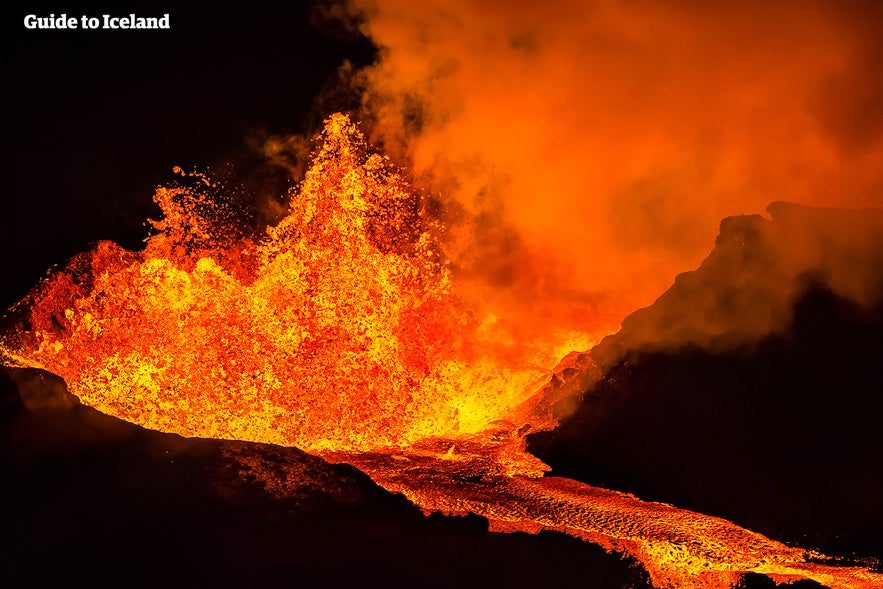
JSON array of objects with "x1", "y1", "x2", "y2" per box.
[{"x1": 334, "y1": 0, "x2": 883, "y2": 347}]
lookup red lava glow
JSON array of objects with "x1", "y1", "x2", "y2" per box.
[
  {"x1": 2, "y1": 114, "x2": 597, "y2": 453},
  {"x1": 327, "y1": 449, "x2": 883, "y2": 589},
  {"x1": 2, "y1": 115, "x2": 880, "y2": 588}
]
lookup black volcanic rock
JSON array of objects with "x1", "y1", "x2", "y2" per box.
[
  {"x1": 736, "y1": 574, "x2": 827, "y2": 589},
  {"x1": 591, "y1": 202, "x2": 883, "y2": 368},
  {"x1": 529, "y1": 203, "x2": 883, "y2": 562},
  {"x1": 1, "y1": 368, "x2": 650, "y2": 589}
]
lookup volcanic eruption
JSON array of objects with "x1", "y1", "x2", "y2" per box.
[
  {"x1": 6, "y1": 1, "x2": 883, "y2": 588},
  {"x1": 4, "y1": 114, "x2": 882, "y2": 588},
  {"x1": 1, "y1": 114, "x2": 595, "y2": 455}
]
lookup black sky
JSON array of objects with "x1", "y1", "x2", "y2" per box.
[{"x1": 6, "y1": 1, "x2": 375, "y2": 310}]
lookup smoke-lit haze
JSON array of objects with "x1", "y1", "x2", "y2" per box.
[{"x1": 339, "y1": 0, "x2": 883, "y2": 343}]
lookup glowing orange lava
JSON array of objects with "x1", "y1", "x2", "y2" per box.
[
  {"x1": 3, "y1": 114, "x2": 880, "y2": 589},
  {"x1": 326, "y1": 449, "x2": 882, "y2": 589},
  {"x1": 1, "y1": 114, "x2": 595, "y2": 453}
]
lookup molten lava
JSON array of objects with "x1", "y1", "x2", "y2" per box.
[
  {"x1": 2, "y1": 114, "x2": 592, "y2": 453},
  {"x1": 3, "y1": 114, "x2": 881, "y2": 589}
]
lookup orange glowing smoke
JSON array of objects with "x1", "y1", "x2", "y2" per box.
[
  {"x1": 2, "y1": 114, "x2": 597, "y2": 452},
  {"x1": 348, "y1": 0, "x2": 883, "y2": 343}
]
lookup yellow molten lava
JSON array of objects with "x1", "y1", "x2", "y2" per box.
[
  {"x1": 3, "y1": 114, "x2": 594, "y2": 452},
  {"x1": 3, "y1": 113, "x2": 880, "y2": 589}
]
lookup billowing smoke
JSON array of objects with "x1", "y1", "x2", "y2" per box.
[
  {"x1": 337, "y1": 0, "x2": 883, "y2": 347},
  {"x1": 591, "y1": 202, "x2": 883, "y2": 366}
]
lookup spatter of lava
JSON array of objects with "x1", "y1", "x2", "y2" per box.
[
  {"x1": 4, "y1": 114, "x2": 881, "y2": 589},
  {"x1": 1, "y1": 114, "x2": 593, "y2": 453}
]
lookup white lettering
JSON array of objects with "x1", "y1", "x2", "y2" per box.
[
  {"x1": 24, "y1": 14, "x2": 78, "y2": 29},
  {"x1": 24, "y1": 13, "x2": 169, "y2": 31}
]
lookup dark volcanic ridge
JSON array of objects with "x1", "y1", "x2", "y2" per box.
[
  {"x1": 1, "y1": 367, "x2": 650, "y2": 589},
  {"x1": 530, "y1": 202, "x2": 883, "y2": 564}
]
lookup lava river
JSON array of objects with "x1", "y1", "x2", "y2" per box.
[{"x1": 2, "y1": 115, "x2": 880, "y2": 589}]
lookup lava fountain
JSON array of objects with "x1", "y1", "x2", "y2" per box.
[
  {"x1": 0, "y1": 114, "x2": 594, "y2": 455},
  {"x1": 2, "y1": 115, "x2": 881, "y2": 589}
]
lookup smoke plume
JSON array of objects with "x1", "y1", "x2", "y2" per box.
[{"x1": 340, "y1": 0, "x2": 883, "y2": 346}]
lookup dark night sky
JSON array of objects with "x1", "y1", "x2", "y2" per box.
[{"x1": 6, "y1": 1, "x2": 375, "y2": 310}]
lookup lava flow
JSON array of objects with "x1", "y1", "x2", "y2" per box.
[
  {"x1": 3, "y1": 115, "x2": 881, "y2": 588},
  {"x1": 325, "y1": 449, "x2": 883, "y2": 589}
]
